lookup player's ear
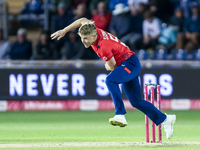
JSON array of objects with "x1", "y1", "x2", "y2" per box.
[{"x1": 92, "y1": 34, "x2": 97, "y2": 39}]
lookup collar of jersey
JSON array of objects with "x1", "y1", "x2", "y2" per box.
[{"x1": 92, "y1": 33, "x2": 100, "y2": 48}]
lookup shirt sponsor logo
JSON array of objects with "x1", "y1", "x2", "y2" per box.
[{"x1": 103, "y1": 56, "x2": 107, "y2": 60}]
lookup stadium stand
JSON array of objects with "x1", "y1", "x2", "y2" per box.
[
  {"x1": 6, "y1": 0, "x2": 30, "y2": 14},
  {"x1": 1, "y1": 0, "x2": 200, "y2": 60}
]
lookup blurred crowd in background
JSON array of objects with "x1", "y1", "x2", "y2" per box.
[{"x1": 1, "y1": 0, "x2": 200, "y2": 61}]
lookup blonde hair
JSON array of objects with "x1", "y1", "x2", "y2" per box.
[{"x1": 78, "y1": 20, "x2": 97, "y2": 36}]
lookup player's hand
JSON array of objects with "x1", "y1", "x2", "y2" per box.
[
  {"x1": 51, "y1": 30, "x2": 65, "y2": 40},
  {"x1": 105, "y1": 63, "x2": 111, "y2": 71}
]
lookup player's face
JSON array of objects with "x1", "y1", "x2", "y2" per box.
[{"x1": 79, "y1": 34, "x2": 96, "y2": 48}]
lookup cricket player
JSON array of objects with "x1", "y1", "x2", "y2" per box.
[{"x1": 51, "y1": 18, "x2": 176, "y2": 139}]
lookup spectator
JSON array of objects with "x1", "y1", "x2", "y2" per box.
[
  {"x1": 71, "y1": 0, "x2": 90, "y2": 10},
  {"x1": 131, "y1": 3, "x2": 147, "y2": 32},
  {"x1": 51, "y1": 2, "x2": 74, "y2": 53},
  {"x1": 51, "y1": 2, "x2": 73, "y2": 34},
  {"x1": 21, "y1": 0, "x2": 43, "y2": 15},
  {"x1": 109, "y1": 3, "x2": 131, "y2": 39},
  {"x1": 109, "y1": 0, "x2": 129, "y2": 11},
  {"x1": 142, "y1": 10, "x2": 162, "y2": 50},
  {"x1": 61, "y1": 29, "x2": 85, "y2": 60},
  {"x1": 20, "y1": 0, "x2": 43, "y2": 25},
  {"x1": 179, "y1": 0, "x2": 190, "y2": 18},
  {"x1": 120, "y1": 2, "x2": 145, "y2": 51},
  {"x1": 168, "y1": 6, "x2": 184, "y2": 32},
  {"x1": 34, "y1": 30, "x2": 58, "y2": 60},
  {"x1": 158, "y1": 6, "x2": 185, "y2": 51},
  {"x1": 0, "y1": 28, "x2": 10, "y2": 60},
  {"x1": 179, "y1": 0, "x2": 200, "y2": 18},
  {"x1": 92, "y1": 1, "x2": 112, "y2": 32},
  {"x1": 128, "y1": 0, "x2": 148, "y2": 16},
  {"x1": 176, "y1": 4, "x2": 200, "y2": 52},
  {"x1": 149, "y1": 0, "x2": 174, "y2": 22},
  {"x1": 73, "y1": 3, "x2": 91, "y2": 20},
  {"x1": 10, "y1": 28, "x2": 32, "y2": 60},
  {"x1": 89, "y1": 0, "x2": 109, "y2": 15},
  {"x1": 110, "y1": 3, "x2": 143, "y2": 51},
  {"x1": 50, "y1": 0, "x2": 71, "y2": 13}
]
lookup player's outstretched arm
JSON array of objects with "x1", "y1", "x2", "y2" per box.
[{"x1": 50, "y1": 18, "x2": 89, "y2": 40}]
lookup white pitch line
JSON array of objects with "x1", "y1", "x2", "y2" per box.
[{"x1": 0, "y1": 141, "x2": 200, "y2": 149}]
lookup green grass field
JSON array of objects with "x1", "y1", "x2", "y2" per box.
[{"x1": 0, "y1": 110, "x2": 200, "y2": 150}]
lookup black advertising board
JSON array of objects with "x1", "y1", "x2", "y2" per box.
[{"x1": 0, "y1": 67, "x2": 199, "y2": 100}]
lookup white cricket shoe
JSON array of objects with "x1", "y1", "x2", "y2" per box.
[
  {"x1": 162, "y1": 114, "x2": 176, "y2": 139},
  {"x1": 109, "y1": 115, "x2": 128, "y2": 127}
]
